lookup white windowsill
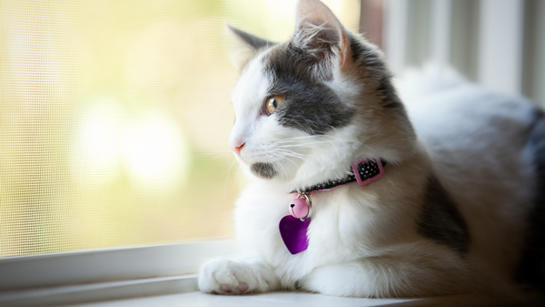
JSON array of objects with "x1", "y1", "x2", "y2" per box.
[
  {"x1": 4, "y1": 276, "x2": 541, "y2": 307},
  {"x1": 0, "y1": 239, "x2": 236, "y2": 290},
  {"x1": 1, "y1": 272, "x2": 416, "y2": 307},
  {"x1": 1, "y1": 240, "x2": 541, "y2": 306},
  {"x1": 0, "y1": 275, "x2": 198, "y2": 306},
  {"x1": 1, "y1": 274, "x2": 416, "y2": 307},
  {"x1": 73, "y1": 290, "x2": 530, "y2": 307},
  {"x1": 0, "y1": 240, "x2": 236, "y2": 306},
  {"x1": 78, "y1": 291, "x2": 417, "y2": 307}
]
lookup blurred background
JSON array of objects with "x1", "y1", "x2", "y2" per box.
[
  {"x1": 0, "y1": 0, "x2": 543, "y2": 257},
  {"x1": 0, "y1": 0, "x2": 360, "y2": 257}
]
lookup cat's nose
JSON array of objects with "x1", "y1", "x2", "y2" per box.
[{"x1": 234, "y1": 142, "x2": 245, "y2": 155}]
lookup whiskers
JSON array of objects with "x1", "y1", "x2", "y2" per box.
[{"x1": 248, "y1": 135, "x2": 341, "y2": 166}]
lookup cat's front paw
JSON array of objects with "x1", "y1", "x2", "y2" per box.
[{"x1": 198, "y1": 258, "x2": 261, "y2": 295}]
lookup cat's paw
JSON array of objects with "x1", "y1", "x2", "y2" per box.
[{"x1": 198, "y1": 258, "x2": 260, "y2": 295}]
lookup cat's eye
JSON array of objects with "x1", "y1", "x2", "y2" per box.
[{"x1": 264, "y1": 96, "x2": 285, "y2": 115}]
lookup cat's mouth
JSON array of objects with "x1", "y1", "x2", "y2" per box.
[{"x1": 250, "y1": 162, "x2": 277, "y2": 179}]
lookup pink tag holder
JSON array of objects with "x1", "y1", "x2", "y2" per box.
[
  {"x1": 280, "y1": 193, "x2": 312, "y2": 254},
  {"x1": 351, "y1": 159, "x2": 384, "y2": 186}
]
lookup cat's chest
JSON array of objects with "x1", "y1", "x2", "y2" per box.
[{"x1": 235, "y1": 186, "x2": 378, "y2": 269}]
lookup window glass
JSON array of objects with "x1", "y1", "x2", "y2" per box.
[{"x1": 0, "y1": 0, "x2": 360, "y2": 256}]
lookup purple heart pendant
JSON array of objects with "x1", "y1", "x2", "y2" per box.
[{"x1": 279, "y1": 215, "x2": 310, "y2": 254}]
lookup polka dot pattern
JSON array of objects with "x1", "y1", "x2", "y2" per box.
[{"x1": 293, "y1": 159, "x2": 386, "y2": 193}]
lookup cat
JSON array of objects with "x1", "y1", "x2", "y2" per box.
[{"x1": 198, "y1": 0, "x2": 545, "y2": 298}]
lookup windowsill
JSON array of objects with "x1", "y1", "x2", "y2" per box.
[
  {"x1": 2, "y1": 240, "x2": 542, "y2": 306},
  {"x1": 72, "y1": 291, "x2": 545, "y2": 307},
  {"x1": 0, "y1": 240, "x2": 236, "y2": 306},
  {"x1": 3, "y1": 270, "x2": 541, "y2": 306},
  {"x1": 0, "y1": 239, "x2": 236, "y2": 290},
  {"x1": 72, "y1": 289, "x2": 535, "y2": 307},
  {"x1": 77, "y1": 290, "x2": 417, "y2": 307},
  {"x1": 1, "y1": 275, "x2": 416, "y2": 307},
  {"x1": 0, "y1": 273, "x2": 417, "y2": 307},
  {"x1": 0, "y1": 275, "x2": 198, "y2": 306}
]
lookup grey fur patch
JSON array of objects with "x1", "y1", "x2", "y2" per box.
[
  {"x1": 250, "y1": 162, "x2": 277, "y2": 179},
  {"x1": 417, "y1": 176, "x2": 470, "y2": 255},
  {"x1": 376, "y1": 76, "x2": 404, "y2": 109},
  {"x1": 292, "y1": 22, "x2": 340, "y2": 69},
  {"x1": 228, "y1": 25, "x2": 275, "y2": 50},
  {"x1": 516, "y1": 108, "x2": 545, "y2": 287},
  {"x1": 348, "y1": 37, "x2": 403, "y2": 110},
  {"x1": 260, "y1": 33, "x2": 409, "y2": 135},
  {"x1": 264, "y1": 43, "x2": 355, "y2": 135}
]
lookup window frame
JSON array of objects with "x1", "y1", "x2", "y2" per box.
[{"x1": 0, "y1": 239, "x2": 235, "y2": 305}]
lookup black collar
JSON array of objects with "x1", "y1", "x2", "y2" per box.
[{"x1": 292, "y1": 159, "x2": 387, "y2": 194}]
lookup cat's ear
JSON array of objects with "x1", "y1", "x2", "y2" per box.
[
  {"x1": 227, "y1": 25, "x2": 275, "y2": 71},
  {"x1": 292, "y1": 0, "x2": 351, "y2": 76}
]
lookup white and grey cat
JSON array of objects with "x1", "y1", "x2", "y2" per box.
[{"x1": 198, "y1": 0, "x2": 545, "y2": 298}]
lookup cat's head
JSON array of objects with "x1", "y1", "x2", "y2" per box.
[{"x1": 228, "y1": 0, "x2": 415, "y2": 189}]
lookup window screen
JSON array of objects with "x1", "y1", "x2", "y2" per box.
[{"x1": 0, "y1": 0, "x2": 360, "y2": 257}]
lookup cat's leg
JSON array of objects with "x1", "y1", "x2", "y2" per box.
[
  {"x1": 198, "y1": 258, "x2": 280, "y2": 294},
  {"x1": 299, "y1": 243, "x2": 472, "y2": 297}
]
